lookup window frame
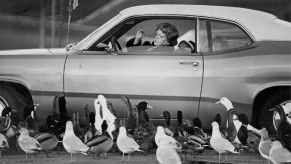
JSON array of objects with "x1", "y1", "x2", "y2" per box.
[
  {"x1": 86, "y1": 15, "x2": 199, "y2": 55},
  {"x1": 197, "y1": 17, "x2": 254, "y2": 55}
]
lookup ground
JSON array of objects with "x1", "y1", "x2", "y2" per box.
[{"x1": 0, "y1": 149, "x2": 268, "y2": 164}]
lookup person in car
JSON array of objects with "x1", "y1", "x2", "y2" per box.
[{"x1": 126, "y1": 22, "x2": 179, "y2": 47}]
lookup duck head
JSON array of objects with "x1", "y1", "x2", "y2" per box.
[{"x1": 215, "y1": 97, "x2": 234, "y2": 111}]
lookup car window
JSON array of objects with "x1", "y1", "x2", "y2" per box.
[
  {"x1": 198, "y1": 19, "x2": 252, "y2": 53},
  {"x1": 88, "y1": 17, "x2": 197, "y2": 55}
]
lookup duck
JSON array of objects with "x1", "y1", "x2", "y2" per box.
[
  {"x1": 93, "y1": 98, "x2": 103, "y2": 136},
  {"x1": 161, "y1": 111, "x2": 174, "y2": 137},
  {"x1": 136, "y1": 101, "x2": 153, "y2": 123},
  {"x1": 84, "y1": 111, "x2": 99, "y2": 143},
  {"x1": 191, "y1": 117, "x2": 208, "y2": 144},
  {"x1": 210, "y1": 121, "x2": 238, "y2": 162},
  {"x1": 34, "y1": 132, "x2": 58, "y2": 157},
  {"x1": 0, "y1": 132, "x2": 9, "y2": 158},
  {"x1": 72, "y1": 111, "x2": 86, "y2": 141},
  {"x1": 18, "y1": 127, "x2": 42, "y2": 159},
  {"x1": 63, "y1": 121, "x2": 89, "y2": 161},
  {"x1": 269, "y1": 140, "x2": 291, "y2": 164},
  {"x1": 174, "y1": 110, "x2": 187, "y2": 137},
  {"x1": 0, "y1": 107, "x2": 17, "y2": 138},
  {"x1": 270, "y1": 103, "x2": 291, "y2": 152},
  {"x1": 117, "y1": 126, "x2": 143, "y2": 161},
  {"x1": 121, "y1": 96, "x2": 138, "y2": 136},
  {"x1": 132, "y1": 101, "x2": 156, "y2": 152},
  {"x1": 21, "y1": 104, "x2": 39, "y2": 132},
  {"x1": 215, "y1": 97, "x2": 248, "y2": 145},
  {"x1": 50, "y1": 95, "x2": 71, "y2": 136},
  {"x1": 98, "y1": 95, "x2": 116, "y2": 135},
  {"x1": 86, "y1": 120, "x2": 113, "y2": 158}
]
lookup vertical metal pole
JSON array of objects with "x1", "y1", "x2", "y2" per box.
[
  {"x1": 66, "y1": 0, "x2": 72, "y2": 45},
  {"x1": 51, "y1": 0, "x2": 56, "y2": 48},
  {"x1": 39, "y1": 0, "x2": 45, "y2": 48}
]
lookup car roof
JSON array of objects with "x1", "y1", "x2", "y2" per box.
[{"x1": 120, "y1": 5, "x2": 291, "y2": 41}]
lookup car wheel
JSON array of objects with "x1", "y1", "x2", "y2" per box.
[
  {"x1": 0, "y1": 86, "x2": 19, "y2": 115},
  {"x1": 259, "y1": 90, "x2": 291, "y2": 134}
]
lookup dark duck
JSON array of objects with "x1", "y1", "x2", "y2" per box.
[
  {"x1": 133, "y1": 101, "x2": 155, "y2": 152},
  {"x1": 46, "y1": 95, "x2": 71, "y2": 136},
  {"x1": 270, "y1": 102, "x2": 291, "y2": 151},
  {"x1": 86, "y1": 120, "x2": 113, "y2": 158},
  {"x1": 84, "y1": 111, "x2": 98, "y2": 143},
  {"x1": 216, "y1": 97, "x2": 248, "y2": 145},
  {"x1": 136, "y1": 101, "x2": 153, "y2": 124},
  {"x1": 161, "y1": 111, "x2": 175, "y2": 137},
  {"x1": 20, "y1": 104, "x2": 40, "y2": 136},
  {"x1": 121, "y1": 96, "x2": 138, "y2": 136}
]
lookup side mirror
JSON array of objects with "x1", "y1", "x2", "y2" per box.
[
  {"x1": 96, "y1": 43, "x2": 108, "y2": 49},
  {"x1": 65, "y1": 43, "x2": 76, "y2": 51}
]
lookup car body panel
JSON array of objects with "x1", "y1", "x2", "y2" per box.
[
  {"x1": 64, "y1": 49, "x2": 203, "y2": 123},
  {"x1": 198, "y1": 41, "x2": 291, "y2": 127}
]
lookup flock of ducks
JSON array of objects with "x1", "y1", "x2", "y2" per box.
[{"x1": 0, "y1": 94, "x2": 291, "y2": 164}]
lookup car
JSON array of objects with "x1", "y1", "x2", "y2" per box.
[{"x1": 0, "y1": 4, "x2": 291, "y2": 133}]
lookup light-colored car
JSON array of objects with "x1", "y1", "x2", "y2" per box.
[{"x1": 0, "y1": 5, "x2": 291, "y2": 133}]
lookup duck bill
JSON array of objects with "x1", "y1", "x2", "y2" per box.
[
  {"x1": 147, "y1": 104, "x2": 153, "y2": 110},
  {"x1": 215, "y1": 100, "x2": 221, "y2": 104}
]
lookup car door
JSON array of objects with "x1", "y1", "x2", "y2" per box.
[
  {"x1": 64, "y1": 16, "x2": 203, "y2": 124},
  {"x1": 196, "y1": 18, "x2": 254, "y2": 129}
]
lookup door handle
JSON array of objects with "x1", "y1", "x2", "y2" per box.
[{"x1": 179, "y1": 60, "x2": 199, "y2": 66}]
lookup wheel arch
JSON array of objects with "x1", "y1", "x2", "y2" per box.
[
  {"x1": 251, "y1": 85, "x2": 291, "y2": 129},
  {"x1": 0, "y1": 81, "x2": 34, "y2": 109}
]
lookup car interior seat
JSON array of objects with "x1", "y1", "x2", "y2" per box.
[{"x1": 178, "y1": 40, "x2": 195, "y2": 53}]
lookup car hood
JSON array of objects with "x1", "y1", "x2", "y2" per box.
[{"x1": 0, "y1": 48, "x2": 67, "y2": 55}]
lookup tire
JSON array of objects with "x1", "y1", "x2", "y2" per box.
[
  {"x1": 0, "y1": 86, "x2": 18, "y2": 114},
  {"x1": 259, "y1": 90, "x2": 291, "y2": 134}
]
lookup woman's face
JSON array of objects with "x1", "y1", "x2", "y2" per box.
[{"x1": 153, "y1": 29, "x2": 169, "y2": 46}]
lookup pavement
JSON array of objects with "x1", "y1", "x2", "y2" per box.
[{"x1": 0, "y1": 148, "x2": 268, "y2": 164}]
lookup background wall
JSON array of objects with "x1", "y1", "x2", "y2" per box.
[{"x1": 0, "y1": 0, "x2": 290, "y2": 50}]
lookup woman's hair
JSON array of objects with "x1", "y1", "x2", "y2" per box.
[{"x1": 156, "y1": 23, "x2": 179, "y2": 46}]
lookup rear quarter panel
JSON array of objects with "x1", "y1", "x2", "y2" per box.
[{"x1": 198, "y1": 41, "x2": 291, "y2": 129}]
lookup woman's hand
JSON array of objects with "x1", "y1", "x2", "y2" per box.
[{"x1": 133, "y1": 28, "x2": 144, "y2": 45}]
